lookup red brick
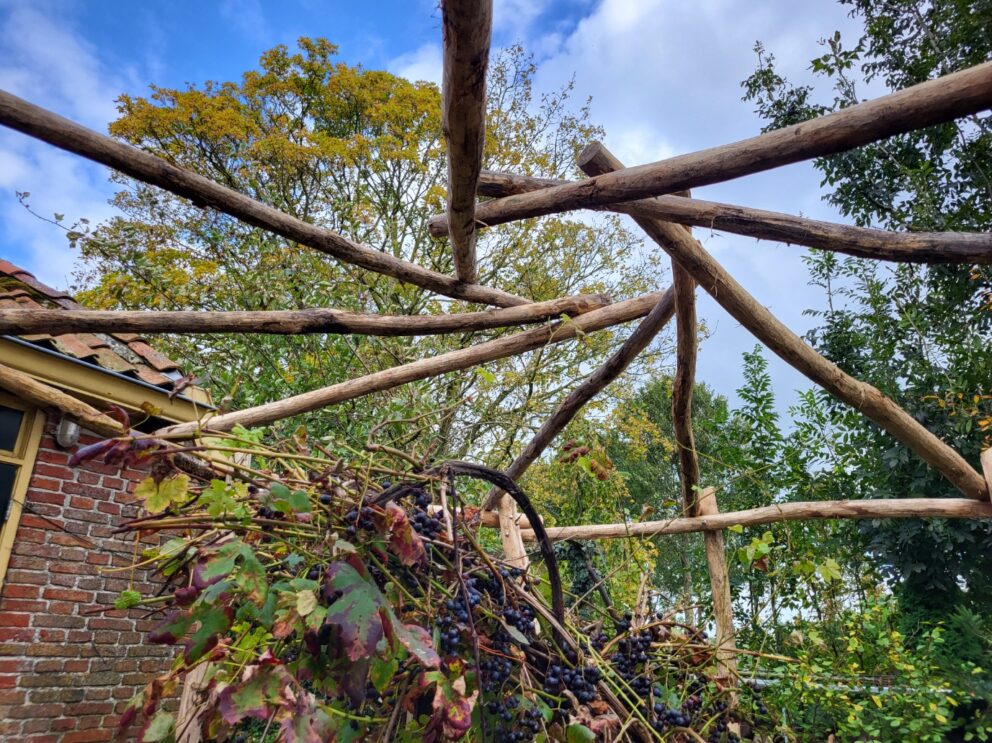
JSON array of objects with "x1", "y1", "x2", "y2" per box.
[
  {"x1": 69, "y1": 496, "x2": 96, "y2": 510},
  {"x1": 33, "y1": 463, "x2": 74, "y2": 480},
  {"x1": 0, "y1": 599, "x2": 48, "y2": 613},
  {"x1": 77, "y1": 471, "x2": 102, "y2": 485},
  {"x1": 1, "y1": 583, "x2": 40, "y2": 599},
  {"x1": 42, "y1": 588, "x2": 93, "y2": 603},
  {"x1": 0, "y1": 613, "x2": 31, "y2": 627}
]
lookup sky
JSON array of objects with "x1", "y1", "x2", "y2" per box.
[{"x1": 0, "y1": 0, "x2": 869, "y2": 414}]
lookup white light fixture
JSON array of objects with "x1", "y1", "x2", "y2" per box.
[{"x1": 55, "y1": 417, "x2": 80, "y2": 448}]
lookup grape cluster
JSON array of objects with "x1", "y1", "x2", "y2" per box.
[
  {"x1": 407, "y1": 488, "x2": 445, "y2": 539},
  {"x1": 543, "y1": 663, "x2": 601, "y2": 708},
  {"x1": 342, "y1": 506, "x2": 377, "y2": 538},
  {"x1": 485, "y1": 696, "x2": 543, "y2": 742}
]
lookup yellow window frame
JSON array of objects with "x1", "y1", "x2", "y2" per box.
[{"x1": 0, "y1": 391, "x2": 47, "y2": 593}]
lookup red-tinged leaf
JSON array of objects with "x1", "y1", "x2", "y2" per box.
[
  {"x1": 148, "y1": 609, "x2": 193, "y2": 645},
  {"x1": 217, "y1": 671, "x2": 274, "y2": 724},
  {"x1": 382, "y1": 501, "x2": 426, "y2": 566},
  {"x1": 278, "y1": 692, "x2": 331, "y2": 743},
  {"x1": 184, "y1": 604, "x2": 233, "y2": 663},
  {"x1": 380, "y1": 609, "x2": 440, "y2": 669},
  {"x1": 340, "y1": 656, "x2": 371, "y2": 708},
  {"x1": 430, "y1": 675, "x2": 478, "y2": 740},
  {"x1": 105, "y1": 404, "x2": 131, "y2": 429},
  {"x1": 173, "y1": 585, "x2": 200, "y2": 606},
  {"x1": 323, "y1": 562, "x2": 387, "y2": 662},
  {"x1": 68, "y1": 438, "x2": 116, "y2": 466}
]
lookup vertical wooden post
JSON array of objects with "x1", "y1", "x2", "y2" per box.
[
  {"x1": 981, "y1": 448, "x2": 992, "y2": 501},
  {"x1": 578, "y1": 143, "x2": 737, "y2": 683},
  {"x1": 696, "y1": 488, "x2": 737, "y2": 682},
  {"x1": 497, "y1": 495, "x2": 530, "y2": 569}
]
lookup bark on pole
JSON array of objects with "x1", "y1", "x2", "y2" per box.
[
  {"x1": 0, "y1": 362, "x2": 125, "y2": 438},
  {"x1": 662, "y1": 198, "x2": 738, "y2": 682},
  {"x1": 429, "y1": 61, "x2": 992, "y2": 227},
  {"x1": 0, "y1": 293, "x2": 609, "y2": 336},
  {"x1": 157, "y1": 289, "x2": 670, "y2": 437},
  {"x1": 441, "y1": 0, "x2": 492, "y2": 284},
  {"x1": 0, "y1": 88, "x2": 525, "y2": 308},
  {"x1": 428, "y1": 171, "x2": 992, "y2": 265},
  {"x1": 579, "y1": 142, "x2": 988, "y2": 501},
  {"x1": 482, "y1": 289, "x2": 677, "y2": 510},
  {"x1": 516, "y1": 498, "x2": 992, "y2": 541}
]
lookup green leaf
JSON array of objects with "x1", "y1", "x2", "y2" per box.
[
  {"x1": 728, "y1": 524, "x2": 744, "y2": 533},
  {"x1": 566, "y1": 723, "x2": 596, "y2": 743},
  {"x1": 296, "y1": 589, "x2": 318, "y2": 617},
  {"x1": 477, "y1": 368, "x2": 496, "y2": 384},
  {"x1": 370, "y1": 654, "x2": 399, "y2": 693},
  {"x1": 114, "y1": 589, "x2": 143, "y2": 610},
  {"x1": 184, "y1": 604, "x2": 232, "y2": 663},
  {"x1": 142, "y1": 710, "x2": 175, "y2": 742},
  {"x1": 135, "y1": 474, "x2": 190, "y2": 514}
]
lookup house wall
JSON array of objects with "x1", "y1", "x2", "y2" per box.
[{"x1": 0, "y1": 421, "x2": 174, "y2": 743}]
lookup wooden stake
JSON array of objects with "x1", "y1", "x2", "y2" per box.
[
  {"x1": 427, "y1": 171, "x2": 992, "y2": 265},
  {"x1": 428, "y1": 61, "x2": 992, "y2": 228},
  {"x1": 695, "y1": 488, "x2": 737, "y2": 682},
  {"x1": 517, "y1": 498, "x2": 992, "y2": 541},
  {"x1": 481, "y1": 290, "x2": 676, "y2": 510},
  {"x1": 579, "y1": 142, "x2": 988, "y2": 501},
  {"x1": 441, "y1": 0, "x2": 492, "y2": 284},
  {"x1": 0, "y1": 89, "x2": 525, "y2": 308},
  {"x1": 0, "y1": 293, "x2": 609, "y2": 336},
  {"x1": 158, "y1": 289, "x2": 670, "y2": 437}
]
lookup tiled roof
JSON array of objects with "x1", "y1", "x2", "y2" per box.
[{"x1": 0, "y1": 259, "x2": 185, "y2": 389}]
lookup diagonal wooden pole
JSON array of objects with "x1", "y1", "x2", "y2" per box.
[
  {"x1": 578, "y1": 142, "x2": 988, "y2": 500},
  {"x1": 428, "y1": 61, "x2": 992, "y2": 228},
  {"x1": 482, "y1": 289, "x2": 677, "y2": 510},
  {"x1": 157, "y1": 289, "x2": 669, "y2": 437},
  {"x1": 441, "y1": 0, "x2": 492, "y2": 284},
  {"x1": 0, "y1": 89, "x2": 525, "y2": 308},
  {"x1": 429, "y1": 170, "x2": 992, "y2": 265}
]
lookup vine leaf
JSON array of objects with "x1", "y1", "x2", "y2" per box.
[{"x1": 382, "y1": 501, "x2": 426, "y2": 566}]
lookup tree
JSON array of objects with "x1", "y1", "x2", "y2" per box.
[
  {"x1": 741, "y1": 1, "x2": 992, "y2": 620},
  {"x1": 70, "y1": 39, "x2": 661, "y2": 469}
]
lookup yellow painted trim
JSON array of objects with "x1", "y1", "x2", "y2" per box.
[
  {"x1": 0, "y1": 392, "x2": 46, "y2": 593},
  {"x1": 0, "y1": 338, "x2": 209, "y2": 424}
]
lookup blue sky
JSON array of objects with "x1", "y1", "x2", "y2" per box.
[{"x1": 0, "y1": 0, "x2": 871, "y2": 413}]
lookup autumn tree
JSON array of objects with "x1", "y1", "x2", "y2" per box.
[{"x1": 72, "y1": 39, "x2": 662, "y2": 466}]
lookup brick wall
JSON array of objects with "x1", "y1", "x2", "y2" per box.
[{"x1": 0, "y1": 421, "x2": 175, "y2": 743}]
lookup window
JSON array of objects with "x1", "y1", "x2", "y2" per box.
[{"x1": 0, "y1": 393, "x2": 46, "y2": 591}]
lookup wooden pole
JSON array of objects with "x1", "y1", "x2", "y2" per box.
[
  {"x1": 481, "y1": 290, "x2": 676, "y2": 510},
  {"x1": 696, "y1": 488, "x2": 737, "y2": 681},
  {"x1": 0, "y1": 89, "x2": 525, "y2": 309},
  {"x1": 0, "y1": 293, "x2": 609, "y2": 337},
  {"x1": 579, "y1": 142, "x2": 988, "y2": 501},
  {"x1": 517, "y1": 498, "x2": 992, "y2": 542},
  {"x1": 665, "y1": 205, "x2": 737, "y2": 680},
  {"x1": 428, "y1": 61, "x2": 992, "y2": 228},
  {"x1": 982, "y1": 448, "x2": 992, "y2": 502},
  {"x1": 441, "y1": 0, "x2": 492, "y2": 284},
  {"x1": 157, "y1": 289, "x2": 670, "y2": 437},
  {"x1": 428, "y1": 171, "x2": 992, "y2": 265},
  {"x1": 0, "y1": 362, "x2": 125, "y2": 438}
]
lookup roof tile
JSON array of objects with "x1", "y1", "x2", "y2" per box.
[{"x1": 0, "y1": 261, "x2": 186, "y2": 389}]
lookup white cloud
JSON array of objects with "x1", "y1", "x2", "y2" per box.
[
  {"x1": 518, "y1": 0, "x2": 867, "y2": 411},
  {"x1": 0, "y1": 2, "x2": 130, "y2": 289},
  {"x1": 389, "y1": 42, "x2": 443, "y2": 86}
]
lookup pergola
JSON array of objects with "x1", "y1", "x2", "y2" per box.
[{"x1": 1, "y1": 0, "x2": 992, "y2": 681}]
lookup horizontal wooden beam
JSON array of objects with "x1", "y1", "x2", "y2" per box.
[
  {"x1": 581, "y1": 142, "x2": 988, "y2": 500},
  {"x1": 518, "y1": 498, "x2": 992, "y2": 541},
  {"x1": 0, "y1": 89, "x2": 525, "y2": 308},
  {"x1": 158, "y1": 288, "x2": 672, "y2": 436},
  {"x1": 482, "y1": 291, "x2": 676, "y2": 509},
  {"x1": 441, "y1": 0, "x2": 493, "y2": 284},
  {"x1": 428, "y1": 171, "x2": 992, "y2": 264},
  {"x1": 0, "y1": 293, "x2": 609, "y2": 337},
  {"x1": 428, "y1": 61, "x2": 992, "y2": 229}
]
